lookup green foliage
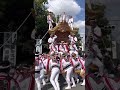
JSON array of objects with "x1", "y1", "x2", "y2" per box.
[
  {"x1": 34, "y1": 0, "x2": 48, "y2": 36},
  {"x1": 34, "y1": 0, "x2": 50, "y2": 52},
  {"x1": 92, "y1": 4, "x2": 111, "y2": 48}
]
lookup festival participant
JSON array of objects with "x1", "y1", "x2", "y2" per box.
[
  {"x1": 47, "y1": 12, "x2": 54, "y2": 30},
  {"x1": 38, "y1": 54, "x2": 46, "y2": 86},
  {"x1": 69, "y1": 42, "x2": 78, "y2": 57},
  {"x1": 35, "y1": 53, "x2": 45, "y2": 90},
  {"x1": 48, "y1": 34, "x2": 57, "y2": 45},
  {"x1": 60, "y1": 54, "x2": 75, "y2": 89},
  {"x1": 61, "y1": 12, "x2": 67, "y2": 22},
  {"x1": 42, "y1": 53, "x2": 51, "y2": 83},
  {"x1": 69, "y1": 53, "x2": 82, "y2": 84},
  {"x1": 49, "y1": 41, "x2": 59, "y2": 55},
  {"x1": 68, "y1": 34, "x2": 78, "y2": 44},
  {"x1": 68, "y1": 16, "x2": 74, "y2": 30},
  {"x1": 77, "y1": 55, "x2": 86, "y2": 85},
  {"x1": 59, "y1": 41, "x2": 68, "y2": 55},
  {"x1": 49, "y1": 54, "x2": 60, "y2": 90}
]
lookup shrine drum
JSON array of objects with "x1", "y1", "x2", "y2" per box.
[{"x1": 75, "y1": 69, "x2": 85, "y2": 77}]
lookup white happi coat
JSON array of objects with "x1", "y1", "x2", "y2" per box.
[
  {"x1": 48, "y1": 35, "x2": 57, "y2": 44},
  {"x1": 60, "y1": 58, "x2": 72, "y2": 72},
  {"x1": 70, "y1": 58, "x2": 81, "y2": 70},
  {"x1": 69, "y1": 44, "x2": 78, "y2": 57},
  {"x1": 59, "y1": 44, "x2": 68, "y2": 55},
  {"x1": 68, "y1": 18, "x2": 73, "y2": 30},
  {"x1": 68, "y1": 35, "x2": 77, "y2": 44},
  {"x1": 61, "y1": 14, "x2": 66, "y2": 22},
  {"x1": 49, "y1": 44, "x2": 59, "y2": 54},
  {"x1": 47, "y1": 15, "x2": 53, "y2": 23}
]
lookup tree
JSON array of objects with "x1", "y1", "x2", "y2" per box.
[
  {"x1": 86, "y1": 3, "x2": 115, "y2": 74},
  {"x1": 86, "y1": 4, "x2": 111, "y2": 49},
  {"x1": 34, "y1": 0, "x2": 50, "y2": 53},
  {"x1": 0, "y1": 0, "x2": 35, "y2": 64}
]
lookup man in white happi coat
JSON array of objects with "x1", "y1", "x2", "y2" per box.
[
  {"x1": 49, "y1": 42, "x2": 59, "y2": 55},
  {"x1": 69, "y1": 42, "x2": 78, "y2": 57},
  {"x1": 68, "y1": 16, "x2": 74, "y2": 30},
  {"x1": 38, "y1": 54, "x2": 46, "y2": 86},
  {"x1": 68, "y1": 34, "x2": 78, "y2": 44},
  {"x1": 70, "y1": 53, "x2": 82, "y2": 84},
  {"x1": 47, "y1": 12, "x2": 53, "y2": 30},
  {"x1": 59, "y1": 41, "x2": 69, "y2": 55},
  {"x1": 48, "y1": 34, "x2": 57, "y2": 45},
  {"x1": 49, "y1": 54, "x2": 60, "y2": 90},
  {"x1": 61, "y1": 12, "x2": 67, "y2": 22},
  {"x1": 35, "y1": 53, "x2": 45, "y2": 90},
  {"x1": 60, "y1": 54, "x2": 76, "y2": 89}
]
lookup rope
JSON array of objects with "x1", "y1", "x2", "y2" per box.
[
  {"x1": 0, "y1": 12, "x2": 32, "y2": 49},
  {"x1": 35, "y1": 29, "x2": 49, "y2": 47},
  {"x1": 41, "y1": 29, "x2": 49, "y2": 40}
]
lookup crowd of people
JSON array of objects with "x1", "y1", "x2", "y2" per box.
[
  {"x1": 48, "y1": 34, "x2": 79, "y2": 57},
  {"x1": 35, "y1": 52, "x2": 85, "y2": 90},
  {"x1": 35, "y1": 29, "x2": 85, "y2": 90},
  {"x1": 0, "y1": 60, "x2": 34, "y2": 90}
]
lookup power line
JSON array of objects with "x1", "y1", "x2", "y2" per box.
[{"x1": 0, "y1": 12, "x2": 32, "y2": 49}]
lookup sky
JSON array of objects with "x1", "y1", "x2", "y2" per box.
[
  {"x1": 45, "y1": 0, "x2": 120, "y2": 44},
  {"x1": 46, "y1": 0, "x2": 85, "y2": 43}
]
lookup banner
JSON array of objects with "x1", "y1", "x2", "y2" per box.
[
  {"x1": 36, "y1": 39, "x2": 42, "y2": 54},
  {"x1": 3, "y1": 32, "x2": 16, "y2": 66}
]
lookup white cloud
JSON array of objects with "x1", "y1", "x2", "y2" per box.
[
  {"x1": 46, "y1": 0, "x2": 82, "y2": 16},
  {"x1": 73, "y1": 20, "x2": 85, "y2": 43},
  {"x1": 73, "y1": 20, "x2": 85, "y2": 32}
]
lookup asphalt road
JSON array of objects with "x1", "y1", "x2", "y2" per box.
[
  {"x1": 42, "y1": 82, "x2": 85, "y2": 90},
  {"x1": 40, "y1": 74, "x2": 85, "y2": 90}
]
